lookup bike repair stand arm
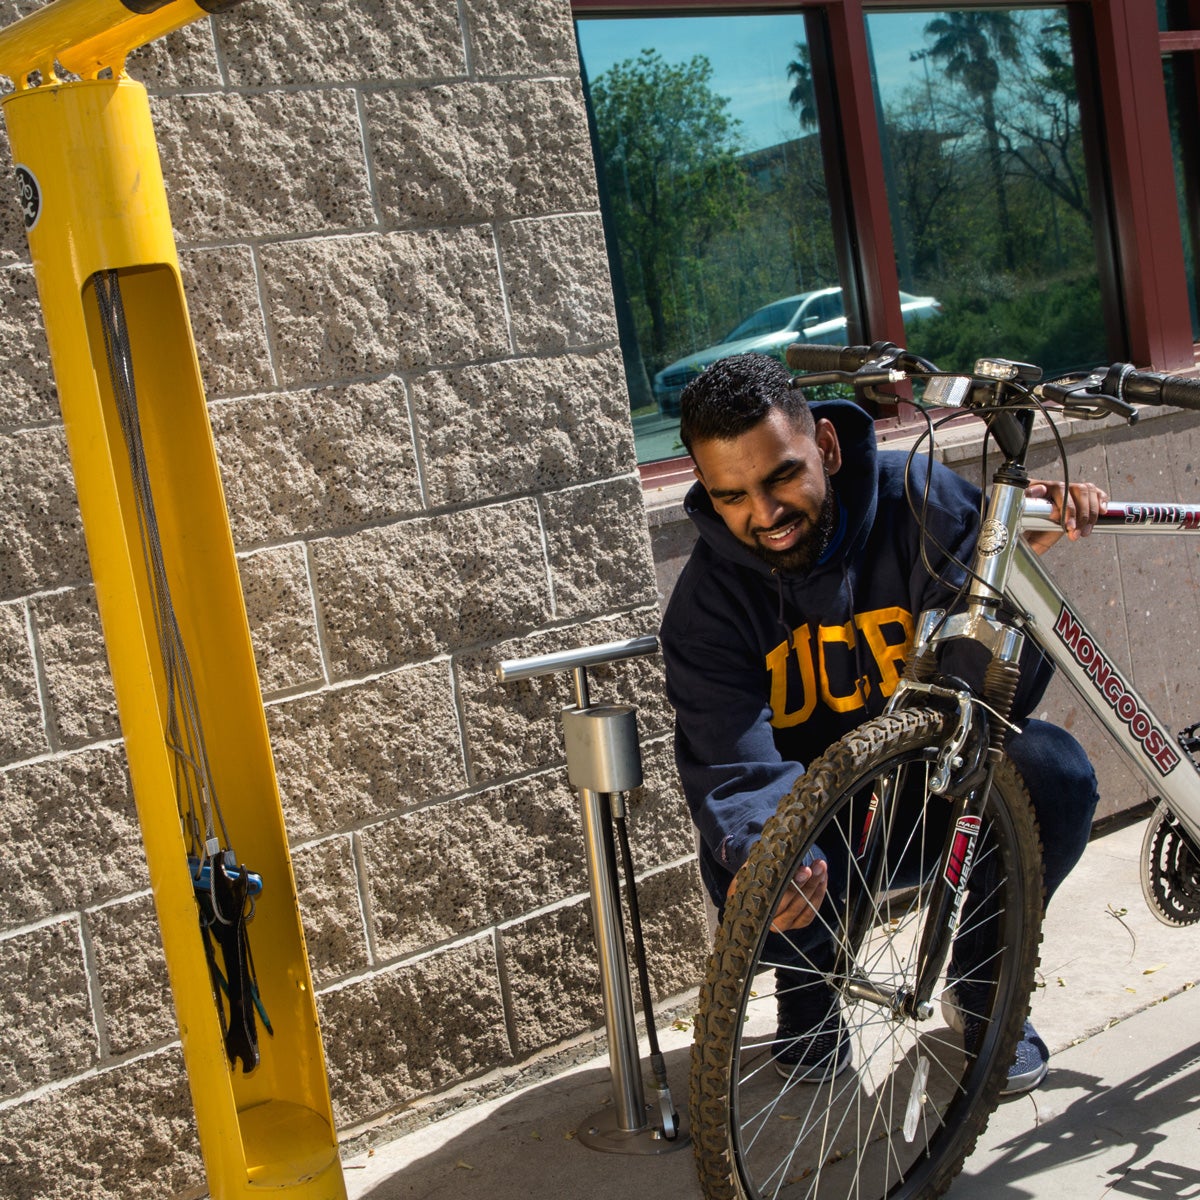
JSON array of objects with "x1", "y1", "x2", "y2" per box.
[
  {"x1": 498, "y1": 636, "x2": 688, "y2": 1155},
  {"x1": 0, "y1": 3, "x2": 345, "y2": 1196}
]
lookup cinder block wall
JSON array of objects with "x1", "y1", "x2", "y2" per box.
[{"x1": 0, "y1": 3, "x2": 710, "y2": 1196}]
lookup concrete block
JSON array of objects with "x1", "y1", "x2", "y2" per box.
[
  {"x1": 409, "y1": 349, "x2": 635, "y2": 507},
  {"x1": 310, "y1": 500, "x2": 552, "y2": 677},
  {"x1": 540, "y1": 477, "x2": 658, "y2": 619},
  {"x1": 127, "y1": 18, "x2": 222, "y2": 90},
  {"x1": 361, "y1": 767, "x2": 585, "y2": 958},
  {"x1": 258, "y1": 229, "x2": 510, "y2": 386},
  {"x1": 0, "y1": 1047, "x2": 200, "y2": 1200},
  {"x1": 211, "y1": 378, "x2": 423, "y2": 544},
  {"x1": 0, "y1": 121, "x2": 27, "y2": 266},
  {"x1": 497, "y1": 214, "x2": 617, "y2": 352},
  {"x1": 267, "y1": 662, "x2": 466, "y2": 843},
  {"x1": 291, "y1": 835, "x2": 369, "y2": 984},
  {"x1": 154, "y1": 89, "x2": 373, "y2": 241},
  {"x1": 1104, "y1": 413, "x2": 1200, "y2": 729},
  {"x1": 0, "y1": 744, "x2": 144, "y2": 927},
  {"x1": 318, "y1": 936, "x2": 508, "y2": 1127},
  {"x1": 30, "y1": 585, "x2": 120, "y2": 749},
  {"x1": 626, "y1": 861, "x2": 709, "y2": 1002},
  {"x1": 179, "y1": 245, "x2": 275, "y2": 398},
  {"x1": 501, "y1": 898, "x2": 604, "y2": 1056},
  {"x1": 623, "y1": 736, "x2": 699, "y2": 872},
  {"x1": 463, "y1": 0, "x2": 580, "y2": 76},
  {"x1": 0, "y1": 599, "x2": 45, "y2": 760},
  {"x1": 0, "y1": 427, "x2": 89, "y2": 601},
  {"x1": 236, "y1": 545, "x2": 324, "y2": 695},
  {"x1": 365, "y1": 79, "x2": 593, "y2": 227},
  {"x1": 0, "y1": 918, "x2": 95, "y2": 1099},
  {"x1": 456, "y1": 612, "x2": 667, "y2": 783},
  {"x1": 0, "y1": 265, "x2": 56, "y2": 425},
  {"x1": 87, "y1": 894, "x2": 176, "y2": 1056},
  {"x1": 215, "y1": 0, "x2": 467, "y2": 87}
]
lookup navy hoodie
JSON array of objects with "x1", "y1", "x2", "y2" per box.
[{"x1": 660, "y1": 399, "x2": 1051, "y2": 906}]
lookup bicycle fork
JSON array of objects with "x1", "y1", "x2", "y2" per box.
[{"x1": 837, "y1": 759, "x2": 996, "y2": 1023}]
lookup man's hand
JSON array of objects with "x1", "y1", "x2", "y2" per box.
[
  {"x1": 727, "y1": 858, "x2": 828, "y2": 933},
  {"x1": 1024, "y1": 479, "x2": 1108, "y2": 556}
]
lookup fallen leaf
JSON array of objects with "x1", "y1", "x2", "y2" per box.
[
  {"x1": 1143, "y1": 964, "x2": 1167, "y2": 975},
  {"x1": 456, "y1": 1161, "x2": 474, "y2": 1171}
]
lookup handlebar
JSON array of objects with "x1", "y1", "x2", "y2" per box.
[
  {"x1": 785, "y1": 340, "x2": 1200, "y2": 418},
  {"x1": 1094, "y1": 363, "x2": 1200, "y2": 412}
]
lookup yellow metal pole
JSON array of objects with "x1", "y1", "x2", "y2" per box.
[{"x1": 0, "y1": 4, "x2": 346, "y2": 1197}]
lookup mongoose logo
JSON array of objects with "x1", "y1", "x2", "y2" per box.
[{"x1": 1054, "y1": 605, "x2": 1179, "y2": 775}]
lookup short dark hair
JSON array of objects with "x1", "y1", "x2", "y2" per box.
[{"x1": 679, "y1": 353, "x2": 814, "y2": 454}]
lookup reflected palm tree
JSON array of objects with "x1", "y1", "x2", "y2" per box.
[
  {"x1": 787, "y1": 43, "x2": 818, "y2": 132},
  {"x1": 925, "y1": 10, "x2": 1021, "y2": 270}
]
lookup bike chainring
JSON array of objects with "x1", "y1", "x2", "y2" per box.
[{"x1": 1141, "y1": 800, "x2": 1200, "y2": 927}]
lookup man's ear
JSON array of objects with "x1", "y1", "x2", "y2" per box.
[{"x1": 815, "y1": 418, "x2": 842, "y2": 475}]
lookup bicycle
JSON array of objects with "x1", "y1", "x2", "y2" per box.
[{"x1": 688, "y1": 339, "x2": 1200, "y2": 1200}]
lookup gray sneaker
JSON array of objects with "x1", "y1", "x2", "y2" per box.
[{"x1": 942, "y1": 981, "x2": 1049, "y2": 1096}]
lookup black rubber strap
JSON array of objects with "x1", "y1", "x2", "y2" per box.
[
  {"x1": 119, "y1": 0, "x2": 250, "y2": 13},
  {"x1": 194, "y1": 0, "x2": 252, "y2": 12},
  {"x1": 117, "y1": 0, "x2": 176, "y2": 13}
]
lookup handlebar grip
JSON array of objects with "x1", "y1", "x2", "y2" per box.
[
  {"x1": 785, "y1": 343, "x2": 878, "y2": 373},
  {"x1": 1153, "y1": 374, "x2": 1200, "y2": 411},
  {"x1": 1104, "y1": 363, "x2": 1200, "y2": 412}
]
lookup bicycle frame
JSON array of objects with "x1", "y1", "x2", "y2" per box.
[
  {"x1": 1011, "y1": 503, "x2": 1200, "y2": 847},
  {"x1": 881, "y1": 479, "x2": 1200, "y2": 1015}
]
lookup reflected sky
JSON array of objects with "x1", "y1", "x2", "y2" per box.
[{"x1": 576, "y1": 10, "x2": 939, "y2": 154}]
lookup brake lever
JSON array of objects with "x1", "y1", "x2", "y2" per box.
[{"x1": 1036, "y1": 377, "x2": 1139, "y2": 423}]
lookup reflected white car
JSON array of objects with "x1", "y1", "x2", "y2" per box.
[{"x1": 653, "y1": 287, "x2": 941, "y2": 415}]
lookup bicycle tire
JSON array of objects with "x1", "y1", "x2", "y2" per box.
[{"x1": 690, "y1": 706, "x2": 1043, "y2": 1200}]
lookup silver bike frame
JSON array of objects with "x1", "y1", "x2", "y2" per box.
[{"x1": 1010, "y1": 500, "x2": 1200, "y2": 845}]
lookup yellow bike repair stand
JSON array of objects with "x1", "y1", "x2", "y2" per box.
[{"x1": 0, "y1": 3, "x2": 345, "y2": 1196}]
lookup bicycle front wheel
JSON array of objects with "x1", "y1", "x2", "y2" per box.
[{"x1": 690, "y1": 706, "x2": 1043, "y2": 1200}]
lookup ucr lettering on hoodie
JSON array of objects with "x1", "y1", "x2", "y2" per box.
[{"x1": 766, "y1": 605, "x2": 915, "y2": 726}]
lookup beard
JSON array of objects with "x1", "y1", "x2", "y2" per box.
[{"x1": 746, "y1": 471, "x2": 839, "y2": 576}]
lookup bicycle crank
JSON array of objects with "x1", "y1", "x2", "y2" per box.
[{"x1": 1141, "y1": 800, "x2": 1200, "y2": 927}]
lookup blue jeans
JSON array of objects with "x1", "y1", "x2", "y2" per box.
[{"x1": 1004, "y1": 718, "x2": 1099, "y2": 902}]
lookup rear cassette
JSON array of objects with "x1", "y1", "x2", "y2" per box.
[{"x1": 1141, "y1": 801, "x2": 1200, "y2": 927}]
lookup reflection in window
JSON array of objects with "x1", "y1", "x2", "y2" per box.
[
  {"x1": 866, "y1": 7, "x2": 1106, "y2": 375},
  {"x1": 576, "y1": 13, "x2": 840, "y2": 464},
  {"x1": 1164, "y1": 54, "x2": 1200, "y2": 338}
]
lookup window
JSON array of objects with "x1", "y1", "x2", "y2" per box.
[
  {"x1": 576, "y1": 12, "x2": 842, "y2": 464},
  {"x1": 865, "y1": 6, "x2": 1108, "y2": 375},
  {"x1": 574, "y1": 3, "x2": 1197, "y2": 471}
]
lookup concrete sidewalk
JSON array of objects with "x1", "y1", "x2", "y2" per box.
[{"x1": 343, "y1": 817, "x2": 1200, "y2": 1200}]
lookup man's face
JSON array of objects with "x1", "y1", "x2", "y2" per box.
[{"x1": 691, "y1": 408, "x2": 842, "y2": 575}]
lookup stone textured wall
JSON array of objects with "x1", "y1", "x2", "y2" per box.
[{"x1": 0, "y1": 3, "x2": 710, "y2": 1197}]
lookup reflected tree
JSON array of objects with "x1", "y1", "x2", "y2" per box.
[
  {"x1": 589, "y1": 50, "x2": 749, "y2": 366},
  {"x1": 925, "y1": 10, "x2": 1022, "y2": 270},
  {"x1": 787, "y1": 43, "x2": 818, "y2": 131}
]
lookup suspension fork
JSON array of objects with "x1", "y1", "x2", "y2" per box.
[{"x1": 904, "y1": 765, "x2": 996, "y2": 1018}]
